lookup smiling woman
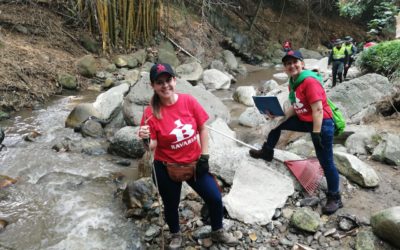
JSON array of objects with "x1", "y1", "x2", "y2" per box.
[
  {"x1": 249, "y1": 50, "x2": 344, "y2": 215},
  {"x1": 137, "y1": 63, "x2": 239, "y2": 249}
]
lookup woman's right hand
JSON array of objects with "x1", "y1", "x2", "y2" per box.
[
  {"x1": 265, "y1": 111, "x2": 276, "y2": 119},
  {"x1": 138, "y1": 125, "x2": 150, "y2": 139}
]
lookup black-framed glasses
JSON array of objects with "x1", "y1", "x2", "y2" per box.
[{"x1": 155, "y1": 76, "x2": 173, "y2": 85}]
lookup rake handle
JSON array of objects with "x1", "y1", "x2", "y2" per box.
[{"x1": 205, "y1": 125, "x2": 284, "y2": 163}]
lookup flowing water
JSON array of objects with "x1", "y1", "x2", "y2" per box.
[
  {"x1": 0, "y1": 92, "x2": 142, "y2": 250},
  {"x1": 0, "y1": 66, "x2": 279, "y2": 250}
]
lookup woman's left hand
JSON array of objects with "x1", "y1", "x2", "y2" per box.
[{"x1": 311, "y1": 132, "x2": 324, "y2": 149}]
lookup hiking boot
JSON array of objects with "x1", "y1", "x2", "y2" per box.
[
  {"x1": 322, "y1": 192, "x2": 343, "y2": 215},
  {"x1": 211, "y1": 228, "x2": 239, "y2": 246},
  {"x1": 169, "y1": 232, "x2": 182, "y2": 250},
  {"x1": 249, "y1": 144, "x2": 274, "y2": 161}
]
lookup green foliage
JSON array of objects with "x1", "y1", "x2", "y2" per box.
[
  {"x1": 367, "y1": 1, "x2": 399, "y2": 35},
  {"x1": 337, "y1": 0, "x2": 399, "y2": 35},
  {"x1": 358, "y1": 40, "x2": 400, "y2": 79},
  {"x1": 337, "y1": 0, "x2": 368, "y2": 19}
]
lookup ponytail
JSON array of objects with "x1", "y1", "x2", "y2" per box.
[{"x1": 150, "y1": 91, "x2": 162, "y2": 119}]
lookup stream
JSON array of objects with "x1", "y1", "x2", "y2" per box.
[{"x1": 0, "y1": 67, "x2": 278, "y2": 250}]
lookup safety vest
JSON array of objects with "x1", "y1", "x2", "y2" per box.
[
  {"x1": 332, "y1": 46, "x2": 346, "y2": 60},
  {"x1": 344, "y1": 44, "x2": 354, "y2": 55}
]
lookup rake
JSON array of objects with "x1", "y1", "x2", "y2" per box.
[{"x1": 206, "y1": 125, "x2": 324, "y2": 195}]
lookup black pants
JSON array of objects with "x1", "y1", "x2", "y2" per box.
[
  {"x1": 332, "y1": 61, "x2": 344, "y2": 87},
  {"x1": 343, "y1": 57, "x2": 354, "y2": 78}
]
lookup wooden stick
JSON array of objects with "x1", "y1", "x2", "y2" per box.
[
  {"x1": 206, "y1": 125, "x2": 258, "y2": 150},
  {"x1": 164, "y1": 35, "x2": 201, "y2": 63}
]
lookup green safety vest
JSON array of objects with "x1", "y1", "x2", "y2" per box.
[
  {"x1": 344, "y1": 44, "x2": 354, "y2": 55},
  {"x1": 332, "y1": 46, "x2": 346, "y2": 60}
]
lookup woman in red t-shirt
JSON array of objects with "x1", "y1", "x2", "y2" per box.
[
  {"x1": 249, "y1": 51, "x2": 343, "y2": 215},
  {"x1": 138, "y1": 63, "x2": 238, "y2": 249}
]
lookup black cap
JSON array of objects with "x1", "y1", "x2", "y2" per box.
[
  {"x1": 333, "y1": 39, "x2": 343, "y2": 45},
  {"x1": 282, "y1": 50, "x2": 304, "y2": 63},
  {"x1": 344, "y1": 36, "x2": 353, "y2": 42},
  {"x1": 150, "y1": 63, "x2": 175, "y2": 82}
]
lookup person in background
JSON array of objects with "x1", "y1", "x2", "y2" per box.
[
  {"x1": 249, "y1": 50, "x2": 343, "y2": 215},
  {"x1": 363, "y1": 40, "x2": 377, "y2": 50},
  {"x1": 343, "y1": 36, "x2": 357, "y2": 79},
  {"x1": 328, "y1": 39, "x2": 349, "y2": 87},
  {"x1": 282, "y1": 40, "x2": 292, "y2": 52},
  {"x1": 138, "y1": 63, "x2": 238, "y2": 249}
]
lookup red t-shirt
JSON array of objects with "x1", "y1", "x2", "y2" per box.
[
  {"x1": 291, "y1": 77, "x2": 332, "y2": 122},
  {"x1": 140, "y1": 93, "x2": 209, "y2": 164}
]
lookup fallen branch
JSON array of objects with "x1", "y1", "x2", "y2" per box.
[{"x1": 164, "y1": 35, "x2": 201, "y2": 63}]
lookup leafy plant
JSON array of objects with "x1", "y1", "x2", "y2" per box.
[
  {"x1": 358, "y1": 40, "x2": 400, "y2": 79},
  {"x1": 337, "y1": 0, "x2": 399, "y2": 36}
]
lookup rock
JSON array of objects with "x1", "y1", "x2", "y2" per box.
[
  {"x1": 93, "y1": 83, "x2": 130, "y2": 120},
  {"x1": 76, "y1": 55, "x2": 97, "y2": 77},
  {"x1": 290, "y1": 208, "x2": 321, "y2": 233},
  {"x1": 158, "y1": 42, "x2": 180, "y2": 67},
  {"x1": 238, "y1": 107, "x2": 266, "y2": 127},
  {"x1": 326, "y1": 73, "x2": 392, "y2": 121},
  {"x1": 372, "y1": 133, "x2": 400, "y2": 166},
  {"x1": 209, "y1": 60, "x2": 225, "y2": 71},
  {"x1": 202, "y1": 69, "x2": 231, "y2": 90},
  {"x1": 114, "y1": 55, "x2": 128, "y2": 68},
  {"x1": 355, "y1": 230, "x2": 376, "y2": 250},
  {"x1": 0, "y1": 111, "x2": 10, "y2": 121},
  {"x1": 65, "y1": 103, "x2": 101, "y2": 128},
  {"x1": 81, "y1": 119, "x2": 104, "y2": 138},
  {"x1": 109, "y1": 126, "x2": 145, "y2": 158},
  {"x1": 79, "y1": 34, "x2": 99, "y2": 53},
  {"x1": 57, "y1": 73, "x2": 78, "y2": 90},
  {"x1": 122, "y1": 177, "x2": 156, "y2": 211},
  {"x1": 222, "y1": 50, "x2": 238, "y2": 70},
  {"x1": 370, "y1": 206, "x2": 400, "y2": 248},
  {"x1": 273, "y1": 72, "x2": 288, "y2": 81},
  {"x1": 299, "y1": 197, "x2": 320, "y2": 207},
  {"x1": 223, "y1": 159, "x2": 294, "y2": 225},
  {"x1": 175, "y1": 61, "x2": 203, "y2": 82},
  {"x1": 259, "y1": 79, "x2": 279, "y2": 94},
  {"x1": 233, "y1": 86, "x2": 256, "y2": 106},
  {"x1": 333, "y1": 151, "x2": 379, "y2": 187},
  {"x1": 192, "y1": 226, "x2": 212, "y2": 239}
]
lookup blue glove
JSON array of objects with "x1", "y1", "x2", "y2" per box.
[{"x1": 196, "y1": 154, "x2": 209, "y2": 177}]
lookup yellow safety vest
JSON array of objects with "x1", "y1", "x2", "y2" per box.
[
  {"x1": 333, "y1": 46, "x2": 346, "y2": 60},
  {"x1": 344, "y1": 44, "x2": 354, "y2": 55}
]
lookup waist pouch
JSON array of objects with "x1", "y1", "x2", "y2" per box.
[{"x1": 165, "y1": 161, "x2": 197, "y2": 182}]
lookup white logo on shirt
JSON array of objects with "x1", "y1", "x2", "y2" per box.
[
  {"x1": 170, "y1": 119, "x2": 195, "y2": 143},
  {"x1": 293, "y1": 95, "x2": 308, "y2": 114}
]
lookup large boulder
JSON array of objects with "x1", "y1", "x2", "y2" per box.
[
  {"x1": 65, "y1": 103, "x2": 101, "y2": 128},
  {"x1": 93, "y1": 83, "x2": 130, "y2": 120},
  {"x1": 333, "y1": 151, "x2": 379, "y2": 187},
  {"x1": 202, "y1": 69, "x2": 231, "y2": 90},
  {"x1": 371, "y1": 206, "x2": 400, "y2": 248},
  {"x1": 108, "y1": 126, "x2": 145, "y2": 158},
  {"x1": 372, "y1": 133, "x2": 400, "y2": 166},
  {"x1": 326, "y1": 74, "x2": 392, "y2": 121}
]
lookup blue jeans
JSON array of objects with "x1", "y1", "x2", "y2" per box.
[
  {"x1": 266, "y1": 116, "x2": 340, "y2": 193},
  {"x1": 153, "y1": 160, "x2": 223, "y2": 233}
]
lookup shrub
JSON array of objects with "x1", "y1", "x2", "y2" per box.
[{"x1": 358, "y1": 40, "x2": 400, "y2": 79}]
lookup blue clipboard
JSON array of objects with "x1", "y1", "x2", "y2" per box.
[{"x1": 252, "y1": 96, "x2": 285, "y2": 116}]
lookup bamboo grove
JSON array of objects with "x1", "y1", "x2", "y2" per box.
[{"x1": 74, "y1": 0, "x2": 164, "y2": 52}]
